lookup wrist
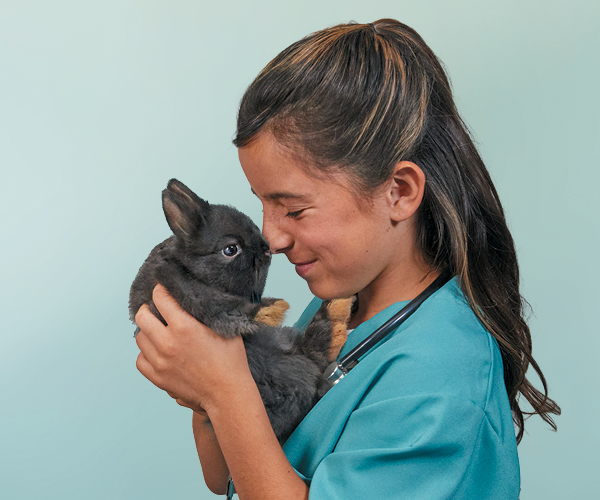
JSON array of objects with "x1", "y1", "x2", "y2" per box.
[
  {"x1": 193, "y1": 407, "x2": 210, "y2": 423},
  {"x1": 203, "y1": 362, "x2": 256, "y2": 418}
]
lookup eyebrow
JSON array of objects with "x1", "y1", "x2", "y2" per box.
[{"x1": 250, "y1": 188, "x2": 308, "y2": 201}]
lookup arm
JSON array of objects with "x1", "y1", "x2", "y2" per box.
[
  {"x1": 191, "y1": 410, "x2": 230, "y2": 495},
  {"x1": 190, "y1": 375, "x2": 308, "y2": 499},
  {"x1": 204, "y1": 372, "x2": 309, "y2": 500},
  {"x1": 135, "y1": 284, "x2": 309, "y2": 500}
]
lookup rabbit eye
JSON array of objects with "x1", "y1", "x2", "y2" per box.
[{"x1": 222, "y1": 243, "x2": 242, "y2": 258}]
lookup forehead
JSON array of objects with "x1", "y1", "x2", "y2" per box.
[{"x1": 237, "y1": 132, "x2": 346, "y2": 200}]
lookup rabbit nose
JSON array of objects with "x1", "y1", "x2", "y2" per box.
[{"x1": 265, "y1": 249, "x2": 272, "y2": 257}]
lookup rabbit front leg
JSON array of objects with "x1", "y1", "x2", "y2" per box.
[{"x1": 205, "y1": 297, "x2": 290, "y2": 334}]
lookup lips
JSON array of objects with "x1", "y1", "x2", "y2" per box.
[{"x1": 292, "y1": 259, "x2": 316, "y2": 278}]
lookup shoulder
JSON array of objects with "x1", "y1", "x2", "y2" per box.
[{"x1": 284, "y1": 280, "x2": 519, "y2": 494}]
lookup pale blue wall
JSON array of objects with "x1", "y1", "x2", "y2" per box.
[{"x1": 0, "y1": 1, "x2": 598, "y2": 498}]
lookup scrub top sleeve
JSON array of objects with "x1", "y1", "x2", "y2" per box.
[{"x1": 307, "y1": 394, "x2": 495, "y2": 500}]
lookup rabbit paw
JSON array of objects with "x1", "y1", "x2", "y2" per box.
[
  {"x1": 209, "y1": 314, "x2": 261, "y2": 338},
  {"x1": 255, "y1": 298, "x2": 290, "y2": 326}
]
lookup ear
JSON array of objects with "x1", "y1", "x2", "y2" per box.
[
  {"x1": 162, "y1": 179, "x2": 211, "y2": 240},
  {"x1": 386, "y1": 161, "x2": 426, "y2": 222}
]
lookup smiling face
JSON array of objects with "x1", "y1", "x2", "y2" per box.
[{"x1": 238, "y1": 132, "x2": 406, "y2": 301}]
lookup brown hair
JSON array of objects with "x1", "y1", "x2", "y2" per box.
[{"x1": 233, "y1": 19, "x2": 560, "y2": 443}]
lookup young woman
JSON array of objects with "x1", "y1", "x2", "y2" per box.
[{"x1": 134, "y1": 19, "x2": 560, "y2": 499}]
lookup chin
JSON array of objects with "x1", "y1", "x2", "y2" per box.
[{"x1": 307, "y1": 280, "x2": 355, "y2": 301}]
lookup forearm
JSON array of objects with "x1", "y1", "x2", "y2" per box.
[
  {"x1": 192, "y1": 410, "x2": 230, "y2": 494},
  {"x1": 206, "y1": 377, "x2": 309, "y2": 500},
  {"x1": 136, "y1": 293, "x2": 305, "y2": 498}
]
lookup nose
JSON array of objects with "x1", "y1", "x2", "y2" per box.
[{"x1": 262, "y1": 211, "x2": 293, "y2": 255}]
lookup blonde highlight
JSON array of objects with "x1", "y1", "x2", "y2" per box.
[{"x1": 234, "y1": 18, "x2": 560, "y2": 443}]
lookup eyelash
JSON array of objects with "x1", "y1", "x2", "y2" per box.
[{"x1": 286, "y1": 210, "x2": 304, "y2": 218}]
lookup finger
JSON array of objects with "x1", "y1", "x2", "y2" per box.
[
  {"x1": 152, "y1": 283, "x2": 194, "y2": 330},
  {"x1": 134, "y1": 303, "x2": 166, "y2": 341},
  {"x1": 136, "y1": 351, "x2": 161, "y2": 388},
  {"x1": 135, "y1": 328, "x2": 161, "y2": 368}
]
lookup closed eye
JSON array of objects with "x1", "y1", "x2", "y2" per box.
[{"x1": 286, "y1": 210, "x2": 304, "y2": 218}]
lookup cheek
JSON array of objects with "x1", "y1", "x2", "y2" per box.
[
  {"x1": 298, "y1": 217, "x2": 349, "y2": 252},
  {"x1": 306, "y1": 219, "x2": 375, "y2": 267},
  {"x1": 338, "y1": 219, "x2": 392, "y2": 271}
]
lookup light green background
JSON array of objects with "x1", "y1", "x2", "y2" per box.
[{"x1": 1, "y1": 1, "x2": 598, "y2": 498}]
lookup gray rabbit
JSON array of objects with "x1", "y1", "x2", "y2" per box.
[{"x1": 129, "y1": 179, "x2": 352, "y2": 443}]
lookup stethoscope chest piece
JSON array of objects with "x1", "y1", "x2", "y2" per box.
[{"x1": 317, "y1": 361, "x2": 347, "y2": 397}]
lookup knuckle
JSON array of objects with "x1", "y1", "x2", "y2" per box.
[
  {"x1": 154, "y1": 356, "x2": 167, "y2": 373},
  {"x1": 161, "y1": 338, "x2": 176, "y2": 357}
]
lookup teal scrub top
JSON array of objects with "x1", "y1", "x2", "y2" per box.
[{"x1": 283, "y1": 277, "x2": 520, "y2": 499}]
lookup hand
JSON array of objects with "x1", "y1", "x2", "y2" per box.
[
  {"x1": 135, "y1": 284, "x2": 308, "y2": 500},
  {"x1": 134, "y1": 283, "x2": 252, "y2": 414}
]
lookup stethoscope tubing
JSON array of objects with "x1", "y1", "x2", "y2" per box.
[
  {"x1": 318, "y1": 270, "x2": 452, "y2": 396},
  {"x1": 340, "y1": 270, "x2": 452, "y2": 370},
  {"x1": 226, "y1": 475, "x2": 235, "y2": 500}
]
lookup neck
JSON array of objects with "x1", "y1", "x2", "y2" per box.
[{"x1": 347, "y1": 253, "x2": 440, "y2": 330}]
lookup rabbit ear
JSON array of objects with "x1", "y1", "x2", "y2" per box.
[{"x1": 162, "y1": 179, "x2": 211, "y2": 240}]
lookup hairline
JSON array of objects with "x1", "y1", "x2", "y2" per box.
[{"x1": 258, "y1": 128, "x2": 383, "y2": 215}]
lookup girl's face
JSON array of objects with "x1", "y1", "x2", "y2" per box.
[{"x1": 238, "y1": 132, "x2": 401, "y2": 301}]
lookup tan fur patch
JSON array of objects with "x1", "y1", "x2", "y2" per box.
[
  {"x1": 255, "y1": 300, "x2": 290, "y2": 326},
  {"x1": 326, "y1": 297, "x2": 355, "y2": 361}
]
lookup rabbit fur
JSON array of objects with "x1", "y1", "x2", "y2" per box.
[{"x1": 129, "y1": 178, "x2": 352, "y2": 443}]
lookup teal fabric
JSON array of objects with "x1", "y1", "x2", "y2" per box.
[
  {"x1": 294, "y1": 296, "x2": 325, "y2": 333},
  {"x1": 283, "y1": 277, "x2": 520, "y2": 499}
]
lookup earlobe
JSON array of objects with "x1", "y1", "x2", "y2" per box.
[{"x1": 388, "y1": 161, "x2": 426, "y2": 222}]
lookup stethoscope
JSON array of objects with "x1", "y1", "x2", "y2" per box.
[
  {"x1": 318, "y1": 270, "x2": 452, "y2": 397},
  {"x1": 225, "y1": 270, "x2": 452, "y2": 499}
]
